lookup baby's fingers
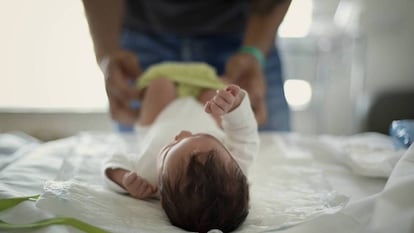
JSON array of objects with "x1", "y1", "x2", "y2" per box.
[
  {"x1": 225, "y1": 84, "x2": 241, "y2": 97},
  {"x1": 212, "y1": 96, "x2": 232, "y2": 113},
  {"x1": 133, "y1": 181, "x2": 149, "y2": 198},
  {"x1": 204, "y1": 101, "x2": 212, "y2": 114},
  {"x1": 123, "y1": 172, "x2": 137, "y2": 187},
  {"x1": 205, "y1": 85, "x2": 240, "y2": 116},
  {"x1": 209, "y1": 101, "x2": 226, "y2": 115},
  {"x1": 216, "y1": 89, "x2": 234, "y2": 104},
  {"x1": 139, "y1": 184, "x2": 157, "y2": 198},
  {"x1": 129, "y1": 176, "x2": 157, "y2": 199}
]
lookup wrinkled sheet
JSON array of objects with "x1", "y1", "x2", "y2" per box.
[{"x1": 0, "y1": 131, "x2": 412, "y2": 233}]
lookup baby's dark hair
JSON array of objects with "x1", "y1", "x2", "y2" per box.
[{"x1": 160, "y1": 150, "x2": 249, "y2": 233}]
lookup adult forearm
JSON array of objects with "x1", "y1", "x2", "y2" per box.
[
  {"x1": 243, "y1": 0, "x2": 291, "y2": 54},
  {"x1": 82, "y1": 0, "x2": 124, "y2": 63}
]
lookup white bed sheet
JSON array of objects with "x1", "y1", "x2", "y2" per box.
[{"x1": 0, "y1": 131, "x2": 412, "y2": 233}]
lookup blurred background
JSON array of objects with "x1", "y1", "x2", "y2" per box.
[{"x1": 0, "y1": 0, "x2": 413, "y2": 140}]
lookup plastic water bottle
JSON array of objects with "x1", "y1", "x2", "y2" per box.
[{"x1": 389, "y1": 120, "x2": 414, "y2": 148}]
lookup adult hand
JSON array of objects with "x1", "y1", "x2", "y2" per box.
[
  {"x1": 223, "y1": 53, "x2": 267, "y2": 125},
  {"x1": 99, "y1": 50, "x2": 142, "y2": 125}
]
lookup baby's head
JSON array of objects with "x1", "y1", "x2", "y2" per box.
[{"x1": 157, "y1": 130, "x2": 249, "y2": 233}]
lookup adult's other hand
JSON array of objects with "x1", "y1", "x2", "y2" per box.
[{"x1": 99, "y1": 50, "x2": 142, "y2": 125}]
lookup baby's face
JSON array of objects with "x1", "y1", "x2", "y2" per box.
[{"x1": 157, "y1": 130, "x2": 233, "y2": 182}]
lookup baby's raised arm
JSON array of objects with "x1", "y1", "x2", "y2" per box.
[
  {"x1": 204, "y1": 84, "x2": 244, "y2": 116},
  {"x1": 205, "y1": 84, "x2": 259, "y2": 175}
]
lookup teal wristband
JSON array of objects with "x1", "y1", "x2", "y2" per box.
[{"x1": 239, "y1": 45, "x2": 266, "y2": 67}]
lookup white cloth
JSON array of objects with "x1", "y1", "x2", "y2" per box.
[
  {"x1": 319, "y1": 133, "x2": 405, "y2": 178},
  {"x1": 3, "y1": 131, "x2": 389, "y2": 233},
  {"x1": 32, "y1": 133, "x2": 349, "y2": 233},
  {"x1": 103, "y1": 92, "x2": 259, "y2": 193}
]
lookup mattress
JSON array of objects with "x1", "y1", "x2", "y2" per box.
[{"x1": 0, "y1": 131, "x2": 412, "y2": 233}]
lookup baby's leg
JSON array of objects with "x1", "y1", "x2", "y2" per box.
[
  {"x1": 198, "y1": 89, "x2": 222, "y2": 127},
  {"x1": 139, "y1": 77, "x2": 176, "y2": 125}
]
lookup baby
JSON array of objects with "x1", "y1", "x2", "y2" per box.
[{"x1": 103, "y1": 63, "x2": 259, "y2": 233}]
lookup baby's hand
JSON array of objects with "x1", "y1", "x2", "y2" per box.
[
  {"x1": 122, "y1": 172, "x2": 157, "y2": 199},
  {"x1": 204, "y1": 84, "x2": 244, "y2": 116}
]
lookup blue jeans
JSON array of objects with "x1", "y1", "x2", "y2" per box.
[{"x1": 118, "y1": 28, "x2": 291, "y2": 131}]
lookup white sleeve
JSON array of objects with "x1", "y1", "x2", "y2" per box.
[
  {"x1": 102, "y1": 153, "x2": 135, "y2": 193},
  {"x1": 221, "y1": 90, "x2": 260, "y2": 176}
]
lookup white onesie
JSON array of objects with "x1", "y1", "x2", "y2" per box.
[{"x1": 103, "y1": 92, "x2": 259, "y2": 193}]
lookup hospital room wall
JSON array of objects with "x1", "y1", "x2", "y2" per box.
[
  {"x1": 284, "y1": 0, "x2": 414, "y2": 135},
  {"x1": 363, "y1": 0, "x2": 414, "y2": 93}
]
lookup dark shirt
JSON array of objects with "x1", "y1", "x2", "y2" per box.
[{"x1": 123, "y1": 0, "x2": 249, "y2": 35}]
